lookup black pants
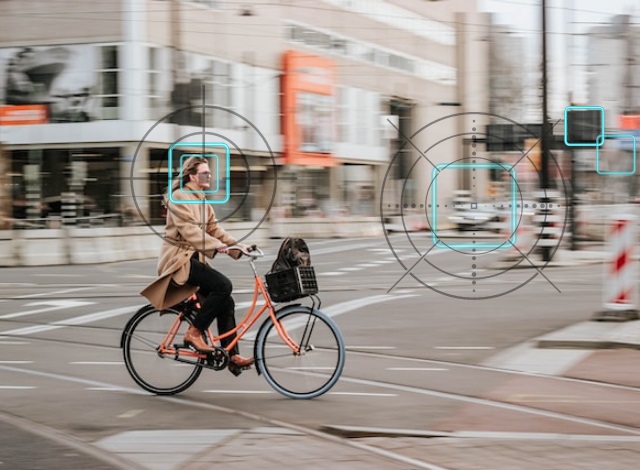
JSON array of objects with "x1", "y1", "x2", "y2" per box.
[{"x1": 187, "y1": 258, "x2": 240, "y2": 355}]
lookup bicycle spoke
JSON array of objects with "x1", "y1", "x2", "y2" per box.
[
  {"x1": 122, "y1": 308, "x2": 203, "y2": 395},
  {"x1": 257, "y1": 308, "x2": 345, "y2": 399}
]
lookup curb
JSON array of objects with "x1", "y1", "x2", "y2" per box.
[{"x1": 0, "y1": 411, "x2": 143, "y2": 470}]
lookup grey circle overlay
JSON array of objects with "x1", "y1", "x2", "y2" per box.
[
  {"x1": 379, "y1": 111, "x2": 569, "y2": 300},
  {"x1": 129, "y1": 105, "x2": 277, "y2": 249}
]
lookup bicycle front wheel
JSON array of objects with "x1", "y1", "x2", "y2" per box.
[
  {"x1": 256, "y1": 306, "x2": 345, "y2": 399},
  {"x1": 122, "y1": 308, "x2": 203, "y2": 395}
]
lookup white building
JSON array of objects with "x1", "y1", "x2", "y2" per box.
[{"x1": 0, "y1": 0, "x2": 490, "y2": 230}]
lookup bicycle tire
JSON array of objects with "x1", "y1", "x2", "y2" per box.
[
  {"x1": 122, "y1": 307, "x2": 204, "y2": 395},
  {"x1": 255, "y1": 306, "x2": 345, "y2": 399}
]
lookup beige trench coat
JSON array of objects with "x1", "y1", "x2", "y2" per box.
[{"x1": 140, "y1": 181, "x2": 238, "y2": 310}]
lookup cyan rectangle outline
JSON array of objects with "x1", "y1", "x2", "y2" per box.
[
  {"x1": 596, "y1": 134, "x2": 637, "y2": 175},
  {"x1": 430, "y1": 162, "x2": 518, "y2": 251},
  {"x1": 564, "y1": 106, "x2": 605, "y2": 147},
  {"x1": 168, "y1": 142, "x2": 231, "y2": 205},
  {"x1": 180, "y1": 154, "x2": 220, "y2": 194}
]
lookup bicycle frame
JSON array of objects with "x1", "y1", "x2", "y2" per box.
[{"x1": 156, "y1": 255, "x2": 302, "y2": 360}]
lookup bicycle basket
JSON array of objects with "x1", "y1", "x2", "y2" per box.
[{"x1": 265, "y1": 266, "x2": 318, "y2": 302}]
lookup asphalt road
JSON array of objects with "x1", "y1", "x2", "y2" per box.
[{"x1": 0, "y1": 234, "x2": 612, "y2": 468}]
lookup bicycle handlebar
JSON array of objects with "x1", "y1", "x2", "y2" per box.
[{"x1": 226, "y1": 245, "x2": 264, "y2": 257}]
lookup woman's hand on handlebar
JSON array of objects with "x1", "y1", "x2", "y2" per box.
[{"x1": 226, "y1": 244, "x2": 263, "y2": 257}]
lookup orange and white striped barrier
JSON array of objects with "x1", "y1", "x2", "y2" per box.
[{"x1": 596, "y1": 214, "x2": 639, "y2": 320}]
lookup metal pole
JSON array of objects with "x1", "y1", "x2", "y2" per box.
[{"x1": 540, "y1": 0, "x2": 551, "y2": 261}]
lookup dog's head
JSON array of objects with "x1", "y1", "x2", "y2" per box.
[{"x1": 287, "y1": 238, "x2": 310, "y2": 267}]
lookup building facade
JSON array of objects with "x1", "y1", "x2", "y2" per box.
[{"x1": 0, "y1": 0, "x2": 490, "y2": 229}]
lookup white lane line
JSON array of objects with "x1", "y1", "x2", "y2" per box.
[
  {"x1": 329, "y1": 392, "x2": 397, "y2": 397},
  {"x1": 434, "y1": 346, "x2": 495, "y2": 350},
  {"x1": 286, "y1": 366, "x2": 336, "y2": 370},
  {"x1": 118, "y1": 409, "x2": 145, "y2": 419},
  {"x1": 0, "y1": 386, "x2": 36, "y2": 390},
  {"x1": 85, "y1": 387, "x2": 128, "y2": 391},
  {"x1": 318, "y1": 272, "x2": 346, "y2": 276},
  {"x1": 0, "y1": 361, "x2": 33, "y2": 364},
  {"x1": 0, "y1": 300, "x2": 95, "y2": 320},
  {"x1": 367, "y1": 249, "x2": 395, "y2": 253},
  {"x1": 244, "y1": 294, "x2": 416, "y2": 341},
  {"x1": 0, "y1": 305, "x2": 138, "y2": 336},
  {"x1": 70, "y1": 362, "x2": 124, "y2": 366},
  {"x1": 373, "y1": 260, "x2": 394, "y2": 264},
  {"x1": 14, "y1": 287, "x2": 93, "y2": 300},
  {"x1": 358, "y1": 264, "x2": 380, "y2": 268},
  {"x1": 347, "y1": 346, "x2": 396, "y2": 350},
  {"x1": 386, "y1": 367, "x2": 448, "y2": 371},
  {"x1": 202, "y1": 390, "x2": 273, "y2": 394},
  {"x1": 340, "y1": 267, "x2": 363, "y2": 272},
  {"x1": 33, "y1": 274, "x2": 83, "y2": 278},
  {"x1": 0, "y1": 341, "x2": 30, "y2": 345}
]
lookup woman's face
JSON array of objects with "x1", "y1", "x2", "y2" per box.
[{"x1": 189, "y1": 162, "x2": 212, "y2": 190}]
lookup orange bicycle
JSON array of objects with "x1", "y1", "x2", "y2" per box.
[{"x1": 121, "y1": 246, "x2": 345, "y2": 399}]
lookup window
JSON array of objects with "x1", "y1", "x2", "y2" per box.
[
  {"x1": 336, "y1": 86, "x2": 349, "y2": 143},
  {"x1": 148, "y1": 47, "x2": 162, "y2": 118},
  {"x1": 203, "y1": 59, "x2": 233, "y2": 128},
  {"x1": 97, "y1": 45, "x2": 120, "y2": 120}
]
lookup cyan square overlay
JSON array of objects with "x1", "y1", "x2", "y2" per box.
[
  {"x1": 596, "y1": 134, "x2": 637, "y2": 175},
  {"x1": 168, "y1": 142, "x2": 231, "y2": 205},
  {"x1": 430, "y1": 162, "x2": 518, "y2": 250},
  {"x1": 564, "y1": 106, "x2": 605, "y2": 147}
]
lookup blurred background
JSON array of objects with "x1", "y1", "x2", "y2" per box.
[{"x1": 0, "y1": 0, "x2": 638, "y2": 252}]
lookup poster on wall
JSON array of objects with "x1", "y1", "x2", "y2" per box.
[
  {"x1": 282, "y1": 50, "x2": 336, "y2": 166},
  {"x1": 0, "y1": 45, "x2": 101, "y2": 123}
]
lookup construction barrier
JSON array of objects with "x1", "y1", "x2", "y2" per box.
[{"x1": 593, "y1": 214, "x2": 639, "y2": 321}]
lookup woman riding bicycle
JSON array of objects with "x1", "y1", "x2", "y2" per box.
[{"x1": 141, "y1": 156, "x2": 254, "y2": 373}]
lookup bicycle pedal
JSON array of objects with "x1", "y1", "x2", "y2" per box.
[{"x1": 228, "y1": 363, "x2": 251, "y2": 377}]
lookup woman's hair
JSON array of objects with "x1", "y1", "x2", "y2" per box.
[{"x1": 171, "y1": 156, "x2": 209, "y2": 191}]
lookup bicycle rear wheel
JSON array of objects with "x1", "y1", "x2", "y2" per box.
[
  {"x1": 255, "y1": 306, "x2": 345, "y2": 399},
  {"x1": 122, "y1": 308, "x2": 203, "y2": 395}
]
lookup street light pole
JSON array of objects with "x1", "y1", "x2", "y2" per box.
[{"x1": 540, "y1": 0, "x2": 552, "y2": 261}]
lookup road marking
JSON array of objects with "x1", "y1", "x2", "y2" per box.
[
  {"x1": 318, "y1": 272, "x2": 346, "y2": 276},
  {"x1": 15, "y1": 287, "x2": 93, "y2": 299},
  {"x1": 434, "y1": 346, "x2": 495, "y2": 350},
  {"x1": 286, "y1": 366, "x2": 336, "y2": 370},
  {"x1": 202, "y1": 390, "x2": 272, "y2": 394},
  {"x1": 86, "y1": 387, "x2": 127, "y2": 391},
  {"x1": 0, "y1": 386, "x2": 36, "y2": 390},
  {"x1": 0, "y1": 364, "x2": 620, "y2": 470},
  {"x1": 0, "y1": 341, "x2": 30, "y2": 345},
  {"x1": 347, "y1": 346, "x2": 396, "y2": 350},
  {"x1": 329, "y1": 392, "x2": 397, "y2": 397},
  {"x1": 386, "y1": 367, "x2": 448, "y2": 371},
  {"x1": 34, "y1": 273, "x2": 83, "y2": 277},
  {"x1": 118, "y1": 409, "x2": 145, "y2": 419},
  {"x1": 70, "y1": 361, "x2": 124, "y2": 366},
  {"x1": 0, "y1": 300, "x2": 95, "y2": 320},
  {"x1": 244, "y1": 294, "x2": 415, "y2": 341},
  {"x1": 509, "y1": 394, "x2": 640, "y2": 404},
  {"x1": 358, "y1": 264, "x2": 380, "y2": 268},
  {"x1": 340, "y1": 267, "x2": 363, "y2": 272},
  {"x1": 0, "y1": 361, "x2": 33, "y2": 364},
  {"x1": 0, "y1": 305, "x2": 138, "y2": 336}
]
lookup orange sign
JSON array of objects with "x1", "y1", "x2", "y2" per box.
[
  {"x1": 282, "y1": 50, "x2": 336, "y2": 166},
  {"x1": 620, "y1": 115, "x2": 640, "y2": 130},
  {"x1": 0, "y1": 105, "x2": 48, "y2": 125}
]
